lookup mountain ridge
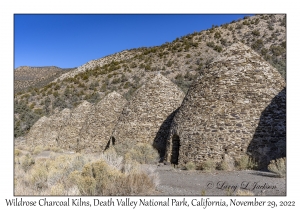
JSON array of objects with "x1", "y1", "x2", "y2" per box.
[{"x1": 14, "y1": 14, "x2": 286, "y2": 138}]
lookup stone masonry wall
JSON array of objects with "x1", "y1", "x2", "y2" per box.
[
  {"x1": 26, "y1": 116, "x2": 49, "y2": 147},
  {"x1": 58, "y1": 101, "x2": 93, "y2": 151},
  {"x1": 165, "y1": 42, "x2": 286, "y2": 168},
  {"x1": 79, "y1": 91, "x2": 127, "y2": 153},
  {"x1": 111, "y1": 73, "x2": 185, "y2": 157}
]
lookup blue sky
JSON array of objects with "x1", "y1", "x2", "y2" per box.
[{"x1": 14, "y1": 14, "x2": 252, "y2": 69}]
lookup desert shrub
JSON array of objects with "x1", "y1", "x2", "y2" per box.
[
  {"x1": 86, "y1": 92, "x2": 100, "y2": 103},
  {"x1": 252, "y1": 30, "x2": 260, "y2": 36},
  {"x1": 100, "y1": 83, "x2": 107, "y2": 92},
  {"x1": 69, "y1": 169, "x2": 96, "y2": 196},
  {"x1": 201, "y1": 159, "x2": 216, "y2": 172},
  {"x1": 235, "y1": 155, "x2": 257, "y2": 170},
  {"x1": 69, "y1": 160, "x2": 123, "y2": 195},
  {"x1": 121, "y1": 171, "x2": 156, "y2": 195},
  {"x1": 175, "y1": 73, "x2": 183, "y2": 80},
  {"x1": 20, "y1": 154, "x2": 35, "y2": 172},
  {"x1": 52, "y1": 154, "x2": 85, "y2": 174},
  {"x1": 71, "y1": 154, "x2": 87, "y2": 171},
  {"x1": 130, "y1": 62, "x2": 137, "y2": 68},
  {"x1": 267, "y1": 157, "x2": 286, "y2": 178},
  {"x1": 47, "y1": 154, "x2": 87, "y2": 187},
  {"x1": 216, "y1": 161, "x2": 229, "y2": 170},
  {"x1": 281, "y1": 41, "x2": 286, "y2": 49},
  {"x1": 33, "y1": 145, "x2": 44, "y2": 155},
  {"x1": 251, "y1": 39, "x2": 264, "y2": 50},
  {"x1": 49, "y1": 146, "x2": 63, "y2": 153},
  {"x1": 220, "y1": 38, "x2": 227, "y2": 46},
  {"x1": 214, "y1": 31, "x2": 221, "y2": 39},
  {"x1": 166, "y1": 60, "x2": 173, "y2": 67},
  {"x1": 100, "y1": 147, "x2": 123, "y2": 171},
  {"x1": 92, "y1": 160, "x2": 123, "y2": 193},
  {"x1": 201, "y1": 190, "x2": 206, "y2": 195},
  {"x1": 66, "y1": 186, "x2": 81, "y2": 196},
  {"x1": 123, "y1": 158, "x2": 141, "y2": 174},
  {"x1": 53, "y1": 91, "x2": 59, "y2": 97},
  {"x1": 261, "y1": 48, "x2": 268, "y2": 56},
  {"x1": 14, "y1": 100, "x2": 42, "y2": 138},
  {"x1": 235, "y1": 189, "x2": 254, "y2": 196},
  {"x1": 28, "y1": 163, "x2": 48, "y2": 190},
  {"x1": 14, "y1": 149, "x2": 22, "y2": 156},
  {"x1": 184, "y1": 71, "x2": 196, "y2": 81},
  {"x1": 270, "y1": 45, "x2": 285, "y2": 56},
  {"x1": 124, "y1": 143, "x2": 159, "y2": 164},
  {"x1": 14, "y1": 156, "x2": 20, "y2": 165},
  {"x1": 72, "y1": 158, "x2": 158, "y2": 195},
  {"x1": 50, "y1": 183, "x2": 66, "y2": 195},
  {"x1": 243, "y1": 20, "x2": 250, "y2": 25},
  {"x1": 235, "y1": 24, "x2": 242, "y2": 30},
  {"x1": 124, "y1": 86, "x2": 139, "y2": 101},
  {"x1": 53, "y1": 97, "x2": 68, "y2": 110},
  {"x1": 206, "y1": 41, "x2": 215, "y2": 48},
  {"x1": 144, "y1": 64, "x2": 152, "y2": 71},
  {"x1": 213, "y1": 45, "x2": 222, "y2": 52},
  {"x1": 111, "y1": 77, "x2": 121, "y2": 84},
  {"x1": 47, "y1": 168, "x2": 65, "y2": 186},
  {"x1": 185, "y1": 161, "x2": 196, "y2": 170}
]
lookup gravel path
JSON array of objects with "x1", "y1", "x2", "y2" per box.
[{"x1": 154, "y1": 165, "x2": 286, "y2": 196}]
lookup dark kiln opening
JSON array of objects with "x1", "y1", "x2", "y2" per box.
[
  {"x1": 171, "y1": 134, "x2": 180, "y2": 164},
  {"x1": 105, "y1": 136, "x2": 116, "y2": 151}
]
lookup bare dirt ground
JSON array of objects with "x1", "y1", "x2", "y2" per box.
[{"x1": 154, "y1": 164, "x2": 286, "y2": 196}]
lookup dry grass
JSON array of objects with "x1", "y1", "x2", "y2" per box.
[
  {"x1": 185, "y1": 161, "x2": 196, "y2": 170},
  {"x1": 235, "y1": 189, "x2": 255, "y2": 196},
  {"x1": 201, "y1": 159, "x2": 216, "y2": 172},
  {"x1": 14, "y1": 149, "x2": 22, "y2": 156},
  {"x1": 124, "y1": 143, "x2": 159, "y2": 164},
  {"x1": 268, "y1": 157, "x2": 286, "y2": 178},
  {"x1": 15, "y1": 144, "x2": 30, "y2": 151},
  {"x1": 235, "y1": 155, "x2": 258, "y2": 170},
  {"x1": 100, "y1": 147, "x2": 123, "y2": 170},
  {"x1": 32, "y1": 145, "x2": 44, "y2": 155},
  {"x1": 14, "y1": 147, "x2": 159, "y2": 196},
  {"x1": 19, "y1": 154, "x2": 35, "y2": 172},
  {"x1": 50, "y1": 183, "x2": 66, "y2": 195},
  {"x1": 216, "y1": 161, "x2": 229, "y2": 170}
]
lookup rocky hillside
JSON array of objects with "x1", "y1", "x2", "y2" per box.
[
  {"x1": 14, "y1": 14, "x2": 286, "y2": 138},
  {"x1": 14, "y1": 66, "x2": 75, "y2": 92}
]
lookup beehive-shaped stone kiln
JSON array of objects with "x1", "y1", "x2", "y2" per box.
[
  {"x1": 46, "y1": 108, "x2": 72, "y2": 147},
  {"x1": 58, "y1": 100, "x2": 93, "y2": 151},
  {"x1": 26, "y1": 116, "x2": 49, "y2": 147},
  {"x1": 165, "y1": 42, "x2": 286, "y2": 168},
  {"x1": 79, "y1": 91, "x2": 127, "y2": 153},
  {"x1": 111, "y1": 73, "x2": 185, "y2": 157}
]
